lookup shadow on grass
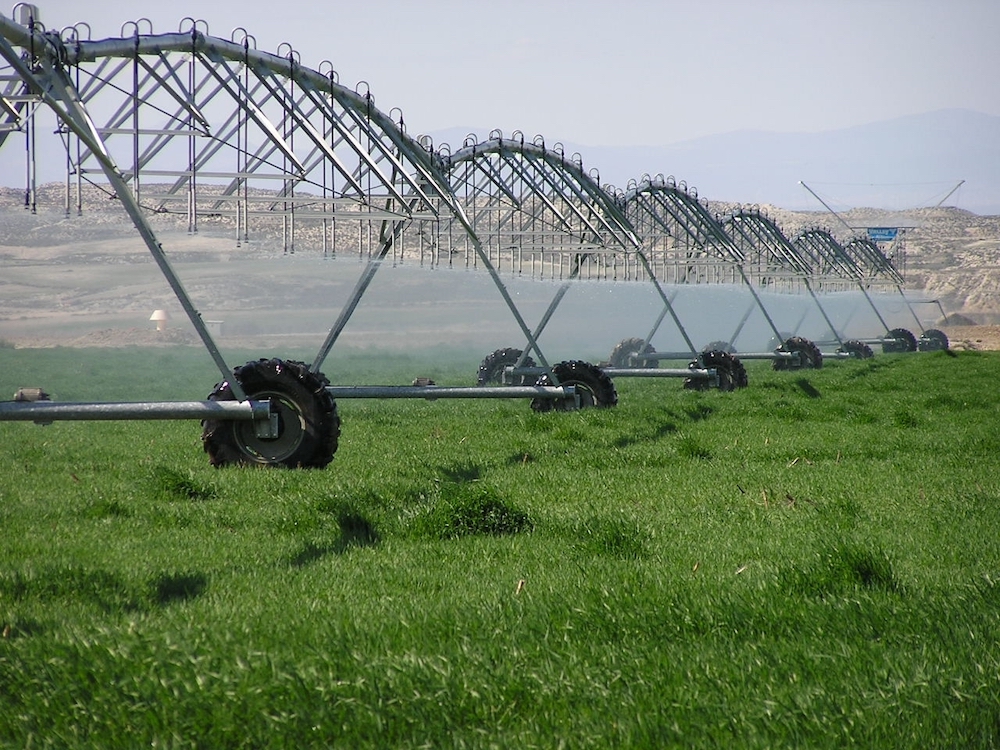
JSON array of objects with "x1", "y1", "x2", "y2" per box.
[
  {"x1": 84, "y1": 498, "x2": 133, "y2": 520},
  {"x1": 505, "y1": 451, "x2": 536, "y2": 466},
  {"x1": 0, "y1": 616, "x2": 45, "y2": 640},
  {"x1": 149, "y1": 466, "x2": 217, "y2": 502},
  {"x1": 2, "y1": 564, "x2": 211, "y2": 613},
  {"x1": 846, "y1": 360, "x2": 892, "y2": 379},
  {"x1": 612, "y1": 419, "x2": 678, "y2": 449},
  {"x1": 781, "y1": 540, "x2": 901, "y2": 598},
  {"x1": 437, "y1": 462, "x2": 483, "y2": 483},
  {"x1": 1, "y1": 566, "x2": 142, "y2": 614},
  {"x1": 150, "y1": 572, "x2": 208, "y2": 606},
  {"x1": 290, "y1": 511, "x2": 380, "y2": 567},
  {"x1": 684, "y1": 404, "x2": 714, "y2": 422},
  {"x1": 677, "y1": 435, "x2": 712, "y2": 460},
  {"x1": 795, "y1": 378, "x2": 822, "y2": 399},
  {"x1": 572, "y1": 514, "x2": 651, "y2": 560}
]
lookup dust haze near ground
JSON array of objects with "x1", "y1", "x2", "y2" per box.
[{"x1": 1, "y1": 184, "x2": 999, "y2": 360}]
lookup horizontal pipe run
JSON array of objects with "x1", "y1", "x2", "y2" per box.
[
  {"x1": 602, "y1": 368, "x2": 712, "y2": 379},
  {"x1": 326, "y1": 385, "x2": 575, "y2": 400},
  {"x1": 856, "y1": 337, "x2": 897, "y2": 345},
  {"x1": 643, "y1": 352, "x2": 702, "y2": 362},
  {"x1": 505, "y1": 364, "x2": 708, "y2": 380},
  {"x1": 733, "y1": 351, "x2": 798, "y2": 361},
  {"x1": 0, "y1": 400, "x2": 271, "y2": 422}
]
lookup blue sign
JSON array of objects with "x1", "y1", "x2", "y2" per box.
[{"x1": 867, "y1": 227, "x2": 899, "y2": 242}]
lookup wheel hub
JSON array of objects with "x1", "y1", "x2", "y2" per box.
[{"x1": 233, "y1": 391, "x2": 307, "y2": 462}]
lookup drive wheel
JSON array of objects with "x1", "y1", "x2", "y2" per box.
[
  {"x1": 883, "y1": 327, "x2": 917, "y2": 353},
  {"x1": 531, "y1": 361, "x2": 618, "y2": 412},
  {"x1": 918, "y1": 328, "x2": 949, "y2": 352},
  {"x1": 477, "y1": 348, "x2": 536, "y2": 385},
  {"x1": 684, "y1": 350, "x2": 747, "y2": 391},
  {"x1": 838, "y1": 339, "x2": 874, "y2": 359},
  {"x1": 702, "y1": 340, "x2": 737, "y2": 354},
  {"x1": 731, "y1": 355, "x2": 749, "y2": 388},
  {"x1": 202, "y1": 358, "x2": 340, "y2": 468},
  {"x1": 773, "y1": 336, "x2": 823, "y2": 370},
  {"x1": 608, "y1": 337, "x2": 657, "y2": 368}
]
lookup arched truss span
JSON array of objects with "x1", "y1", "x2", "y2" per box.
[
  {"x1": 617, "y1": 176, "x2": 786, "y2": 347},
  {"x1": 721, "y1": 207, "x2": 812, "y2": 288},
  {"x1": 436, "y1": 134, "x2": 641, "y2": 280},
  {"x1": 793, "y1": 229, "x2": 865, "y2": 288},
  {"x1": 793, "y1": 229, "x2": 901, "y2": 288},
  {"x1": 618, "y1": 174, "x2": 744, "y2": 285},
  {"x1": 722, "y1": 208, "x2": 862, "y2": 346},
  {"x1": 1, "y1": 18, "x2": 457, "y2": 241},
  {"x1": 793, "y1": 228, "x2": 921, "y2": 335},
  {"x1": 842, "y1": 237, "x2": 904, "y2": 284},
  {"x1": 434, "y1": 133, "x2": 701, "y2": 356}
]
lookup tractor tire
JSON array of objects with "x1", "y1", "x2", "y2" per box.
[
  {"x1": 918, "y1": 328, "x2": 950, "y2": 352},
  {"x1": 608, "y1": 337, "x2": 657, "y2": 368},
  {"x1": 767, "y1": 332, "x2": 793, "y2": 351},
  {"x1": 531, "y1": 361, "x2": 618, "y2": 412},
  {"x1": 477, "y1": 348, "x2": 536, "y2": 385},
  {"x1": 838, "y1": 339, "x2": 874, "y2": 359},
  {"x1": 731, "y1": 355, "x2": 749, "y2": 389},
  {"x1": 882, "y1": 327, "x2": 918, "y2": 353},
  {"x1": 702, "y1": 340, "x2": 737, "y2": 354},
  {"x1": 202, "y1": 358, "x2": 340, "y2": 469},
  {"x1": 773, "y1": 336, "x2": 823, "y2": 371},
  {"x1": 684, "y1": 350, "x2": 747, "y2": 391}
]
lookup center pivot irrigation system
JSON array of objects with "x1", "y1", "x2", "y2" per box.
[{"x1": 0, "y1": 8, "x2": 947, "y2": 468}]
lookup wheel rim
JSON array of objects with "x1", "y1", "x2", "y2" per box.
[
  {"x1": 572, "y1": 382, "x2": 598, "y2": 408},
  {"x1": 531, "y1": 360, "x2": 616, "y2": 411},
  {"x1": 233, "y1": 389, "x2": 307, "y2": 463},
  {"x1": 478, "y1": 348, "x2": 535, "y2": 385}
]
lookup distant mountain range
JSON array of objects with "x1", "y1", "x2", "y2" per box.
[{"x1": 426, "y1": 109, "x2": 1000, "y2": 216}]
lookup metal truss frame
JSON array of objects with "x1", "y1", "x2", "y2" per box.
[
  {"x1": 0, "y1": 12, "x2": 576, "y2": 425},
  {"x1": 723, "y1": 209, "x2": 847, "y2": 349},
  {"x1": 436, "y1": 135, "x2": 706, "y2": 377},
  {"x1": 616, "y1": 176, "x2": 787, "y2": 358},
  {"x1": 0, "y1": 8, "x2": 926, "y2": 430},
  {"x1": 793, "y1": 228, "x2": 923, "y2": 339}
]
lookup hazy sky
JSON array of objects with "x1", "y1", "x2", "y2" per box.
[{"x1": 12, "y1": 0, "x2": 1000, "y2": 147}]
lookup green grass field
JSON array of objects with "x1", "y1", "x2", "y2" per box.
[{"x1": 1, "y1": 345, "x2": 999, "y2": 748}]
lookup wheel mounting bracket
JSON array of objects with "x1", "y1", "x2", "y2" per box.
[{"x1": 255, "y1": 408, "x2": 280, "y2": 439}]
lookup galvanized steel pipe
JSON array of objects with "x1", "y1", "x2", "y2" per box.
[
  {"x1": 0, "y1": 400, "x2": 271, "y2": 422},
  {"x1": 326, "y1": 385, "x2": 575, "y2": 399}
]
